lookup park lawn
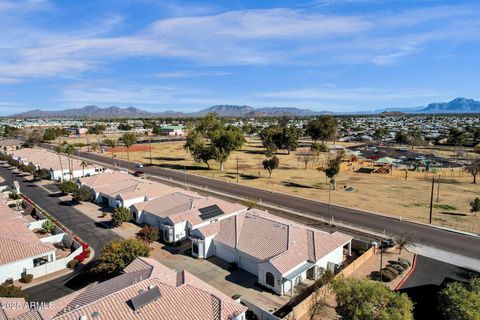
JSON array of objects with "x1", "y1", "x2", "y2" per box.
[{"x1": 105, "y1": 138, "x2": 480, "y2": 234}]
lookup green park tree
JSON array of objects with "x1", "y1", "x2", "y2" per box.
[
  {"x1": 96, "y1": 238, "x2": 150, "y2": 274},
  {"x1": 438, "y1": 277, "x2": 480, "y2": 320},
  {"x1": 136, "y1": 226, "x2": 159, "y2": 244},
  {"x1": 263, "y1": 156, "x2": 279, "y2": 178},
  {"x1": 332, "y1": 277, "x2": 414, "y2": 320},
  {"x1": 470, "y1": 197, "x2": 480, "y2": 216},
  {"x1": 320, "y1": 151, "x2": 344, "y2": 190},
  {"x1": 121, "y1": 133, "x2": 137, "y2": 162},
  {"x1": 306, "y1": 115, "x2": 338, "y2": 143}
]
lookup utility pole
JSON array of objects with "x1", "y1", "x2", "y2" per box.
[
  {"x1": 236, "y1": 156, "x2": 239, "y2": 183},
  {"x1": 429, "y1": 177, "x2": 435, "y2": 224},
  {"x1": 379, "y1": 242, "x2": 383, "y2": 282},
  {"x1": 436, "y1": 176, "x2": 441, "y2": 203},
  {"x1": 184, "y1": 165, "x2": 187, "y2": 189},
  {"x1": 149, "y1": 138, "x2": 152, "y2": 165},
  {"x1": 328, "y1": 183, "x2": 332, "y2": 217}
]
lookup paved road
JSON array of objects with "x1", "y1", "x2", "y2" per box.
[
  {"x1": 399, "y1": 255, "x2": 479, "y2": 319},
  {"x1": 0, "y1": 165, "x2": 119, "y2": 302},
  {"x1": 42, "y1": 144, "x2": 480, "y2": 260}
]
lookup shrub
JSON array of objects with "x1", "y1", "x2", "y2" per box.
[
  {"x1": 398, "y1": 257, "x2": 411, "y2": 268},
  {"x1": 385, "y1": 266, "x2": 399, "y2": 277},
  {"x1": 380, "y1": 269, "x2": 397, "y2": 282},
  {"x1": 67, "y1": 259, "x2": 79, "y2": 269},
  {"x1": 390, "y1": 263, "x2": 405, "y2": 275},
  {"x1": 20, "y1": 274, "x2": 33, "y2": 283},
  {"x1": 41, "y1": 220, "x2": 56, "y2": 234},
  {"x1": 72, "y1": 187, "x2": 93, "y2": 202},
  {"x1": 111, "y1": 207, "x2": 132, "y2": 227},
  {"x1": 231, "y1": 294, "x2": 242, "y2": 300},
  {"x1": 4, "y1": 278, "x2": 14, "y2": 285},
  {"x1": 9, "y1": 192, "x2": 20, "y2": 200},
  {"x1": 136, "y1": 226, "x2": 159, "y2": 244},
  {"x1": 58, "y1": 180, "x2": 79, "y2": 194},
  {"x1": 0, "y1": 283, "x2": 26, "y2": 298}
]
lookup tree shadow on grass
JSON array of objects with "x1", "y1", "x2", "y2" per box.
[
  {"x1": 282, "y1": 181, "x2": 313, "y2": 189},
  {"x1": 240, "y1": 174, "x2": 260, "y2": 180},
  {"x1": 158, "y1": 163, "x2": 209, "y2": 171},
  {"x1": 154, "y1": 156, "x2": 186, "y2": 161},
  {"x1": 241, "y1": 149, "x2": 265, "y2": 155},
  {"x1": 439, "y1": 211, "x2": 467, "y2": 217}
]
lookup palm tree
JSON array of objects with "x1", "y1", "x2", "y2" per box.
[
  {"x1": 80, "y1": 160, "x2": 89, "y2": 177},
  {"x1": 103, "y1": 139, "x2": 117, "y2": 163},
  {"x1": 90, "y1": 142, "x2": 99, "y2": 153},
  {"x1": 121, "y1": 133, "x2": 136, "y2": 163},
  {"x1": 64, "y1": 144, "x2": 74, "y2": 180},
  {"x1": 55, "y1": 145, "x2": 65, "y2": 181}
]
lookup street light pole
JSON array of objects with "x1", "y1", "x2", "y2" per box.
[
  {"x1": 429, "y1": 177, "x2": 435, "y2": 224},
  {"x1": 328, "y1": 183, "x2": 332, "y2": 217}
]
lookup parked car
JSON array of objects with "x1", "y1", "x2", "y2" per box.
[
  {"x1": 133, "y1": 171, "x2": 145, "y2": 178},
  {"x1": 135, "y1": 163, "x2": 144, "y2": 168},
  {"x1": 415, "y1": 156, "x2": 425, "y2": 161}
]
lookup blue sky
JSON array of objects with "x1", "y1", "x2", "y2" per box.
[{"x1": 1, "y1": 0, "x2": 480, "y2": 115}]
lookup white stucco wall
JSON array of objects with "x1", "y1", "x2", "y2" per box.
[{"x1": 0, "y1": 250, "x2": 56, "y2": 283}]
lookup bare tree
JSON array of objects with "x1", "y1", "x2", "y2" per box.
[
  {"x1": 395, "y1": 233, "x2": 412, "y2": 255},
  {"x1": 465, "y1": 159, "x2": 480, "y2": 184},
  {"x1": 296, "y1": 148, "x2": 316, "y2": 170}
]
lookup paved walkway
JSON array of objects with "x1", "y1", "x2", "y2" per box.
[{"x1": 349, "y1": 248, "x2": 414, "y2": 290}]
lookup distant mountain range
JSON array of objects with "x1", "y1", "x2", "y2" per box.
[{"x1": 10, "y1": 98, "x2": 480, "y2": 118}]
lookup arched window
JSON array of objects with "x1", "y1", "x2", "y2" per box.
[{"x1": 266, "y1": 272, "x2": 275, "y2": 287}]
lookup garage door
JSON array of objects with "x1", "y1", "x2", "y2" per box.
[
  {"x1": 214, "y1": 243, "x2": 235, "y2": 262},
  {"x1": 239, "y1": 254, "x2": 258, "y2": 275}
]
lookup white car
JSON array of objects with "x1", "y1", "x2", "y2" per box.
[{"x1": 135, "y1": 163, "x2": 144, "y2": 168}]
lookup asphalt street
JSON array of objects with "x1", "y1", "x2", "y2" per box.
[
  {"x1": 46, "y1": 144, "x2": 480, "y2": 260},
  {"x1": 0, "y1": 164, "x2": 119, "y2": 302}
]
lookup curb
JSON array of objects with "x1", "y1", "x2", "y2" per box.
[
  {"x1": 394, "y1": 254, "x2": 417, "y2": 291},
  {"x1": 53, "y1": 145, "x2": 479, "y2": 239}
]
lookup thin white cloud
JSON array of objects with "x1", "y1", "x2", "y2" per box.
[
  {"x1": 153, "y1": 71, "x2": 233, "y2": 78},
  {"x1": 0, "y1": 4, "x2": 480, "y2": 81}
]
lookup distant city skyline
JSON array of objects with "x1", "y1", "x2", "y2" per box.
[{"x1": 1, "y1": 0, "x2": 480, "y2": 115}]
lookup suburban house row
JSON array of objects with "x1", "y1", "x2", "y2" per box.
[
  {"x1": 80, "y1": 171, "x2": 353, "y2": 296},
  {"x1": 0, "y1": 257, "x2": 247, "y2": 320},
  {"x1": 0, "y1": 187, "x2": 83, "y2": 284},
  {"x1": 6, "y1": 147, "x2": 104, "y2": 180}
]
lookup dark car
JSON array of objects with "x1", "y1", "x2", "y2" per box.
[{"x1": 133, "y1": 171, "x2": 145, "y2": 178}]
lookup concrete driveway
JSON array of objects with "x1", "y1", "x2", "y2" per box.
[{"x1": 150, "y1": 241, "x2": 290, "y2": 312}]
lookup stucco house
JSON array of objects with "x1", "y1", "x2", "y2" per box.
[
  {"x1": 9, "y1": 148, "x2": 100, "y2": 180},
  {"x1": 80, "y1": 171, "x2": 176, "y2": 208},
  {"x1": 191, "y1": 209, "x2": 352, "y2": 296},
  {"x1": 0, "y1": 257, "x2": 247, "y2": 320},
  {"x1": 131, "y1": 191, "x2": 247, "y2": 243},
  {"x1": 0, "y1": 202, "x2": 56, "y2": 283}
]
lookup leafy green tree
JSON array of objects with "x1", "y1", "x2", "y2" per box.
[
  {"x1": 448, "y1": 128, "x2": 466, "y2": 146},
  {"x1": 96, "y1": 238, "x2": 150, "y2": 274},
  {"x1": 59, "y1": 180, "x2": 78, "y2": 194},
  {"x1": 72, "y1": 186, "x2": 93, "y2": 202},
  {"x1": 111, "y1": 206, "x2": 132, "y2": 227},
  {"x1": 465, "y1": 159, "x2": 480, "y2": 184},
  {"x1": 275, "y1": 126, "x2": 300, "y2": 155},
  {"x1": 470, "y1": 197, "x2": 480, "y2": 216},
  {"x1": 263, "y1": 156, "x2": 279, "y2": 178},
  {"x1": 306, "y1": 116, "x2": 338, "y2": 143},
  {"x1": 118, "y1": 123, "x2": 132, "y2": 131},
  {"x1": 42, "y1": 129, "x2": 57, "y2": 141},
  {"x1": 42, "y1": 220, "x2": 56, "y2": 234},
  {"x1": 259, "y1": 126, "x2": 278, "y2": 149},
  {"x1": 34, "y1": 168, "x2": 50, "y2": 180},
  {"x1": 439, "y1": 277, "x2": 480, "y2": 320},
  {"x1": 374, "y1": 128, "x2": 389, "y2": 140},
  {"x1": 320, "y1": 151, "x2": 344, "y2": 190},
  {"x1": 87, "y1": 124, "x2": 106, "y2": 134},
  {"x1": 184, "y1": 131, "x2": 214, "y2": 168},
  {"x1": 136, "y1": 226, "x2": 159, "y2": 244},
  {"x1": 210, "y1": 125, "x2": 244, "y2": 170},
  {"x1": 103, "y1": 139, "x2": 117, "y2": 160},
  {"x1": 80, "y1": 160, "x2": 89, "y2": 177},
  {"x1": 333, "y1": 277, "x2": 414, "y2": 320},
  {"x1": 0, "y1": 283, "x2": 26, "y2": 298},
  {"x1": 121, "y1": 133, "x2": 137, "y2": 162},
  {"x1": 395, "y1": 131, "x2": 409, "y2": 144},
  {"x1": 90, "y1": 142, "x2": 99, "y2": 153}
]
